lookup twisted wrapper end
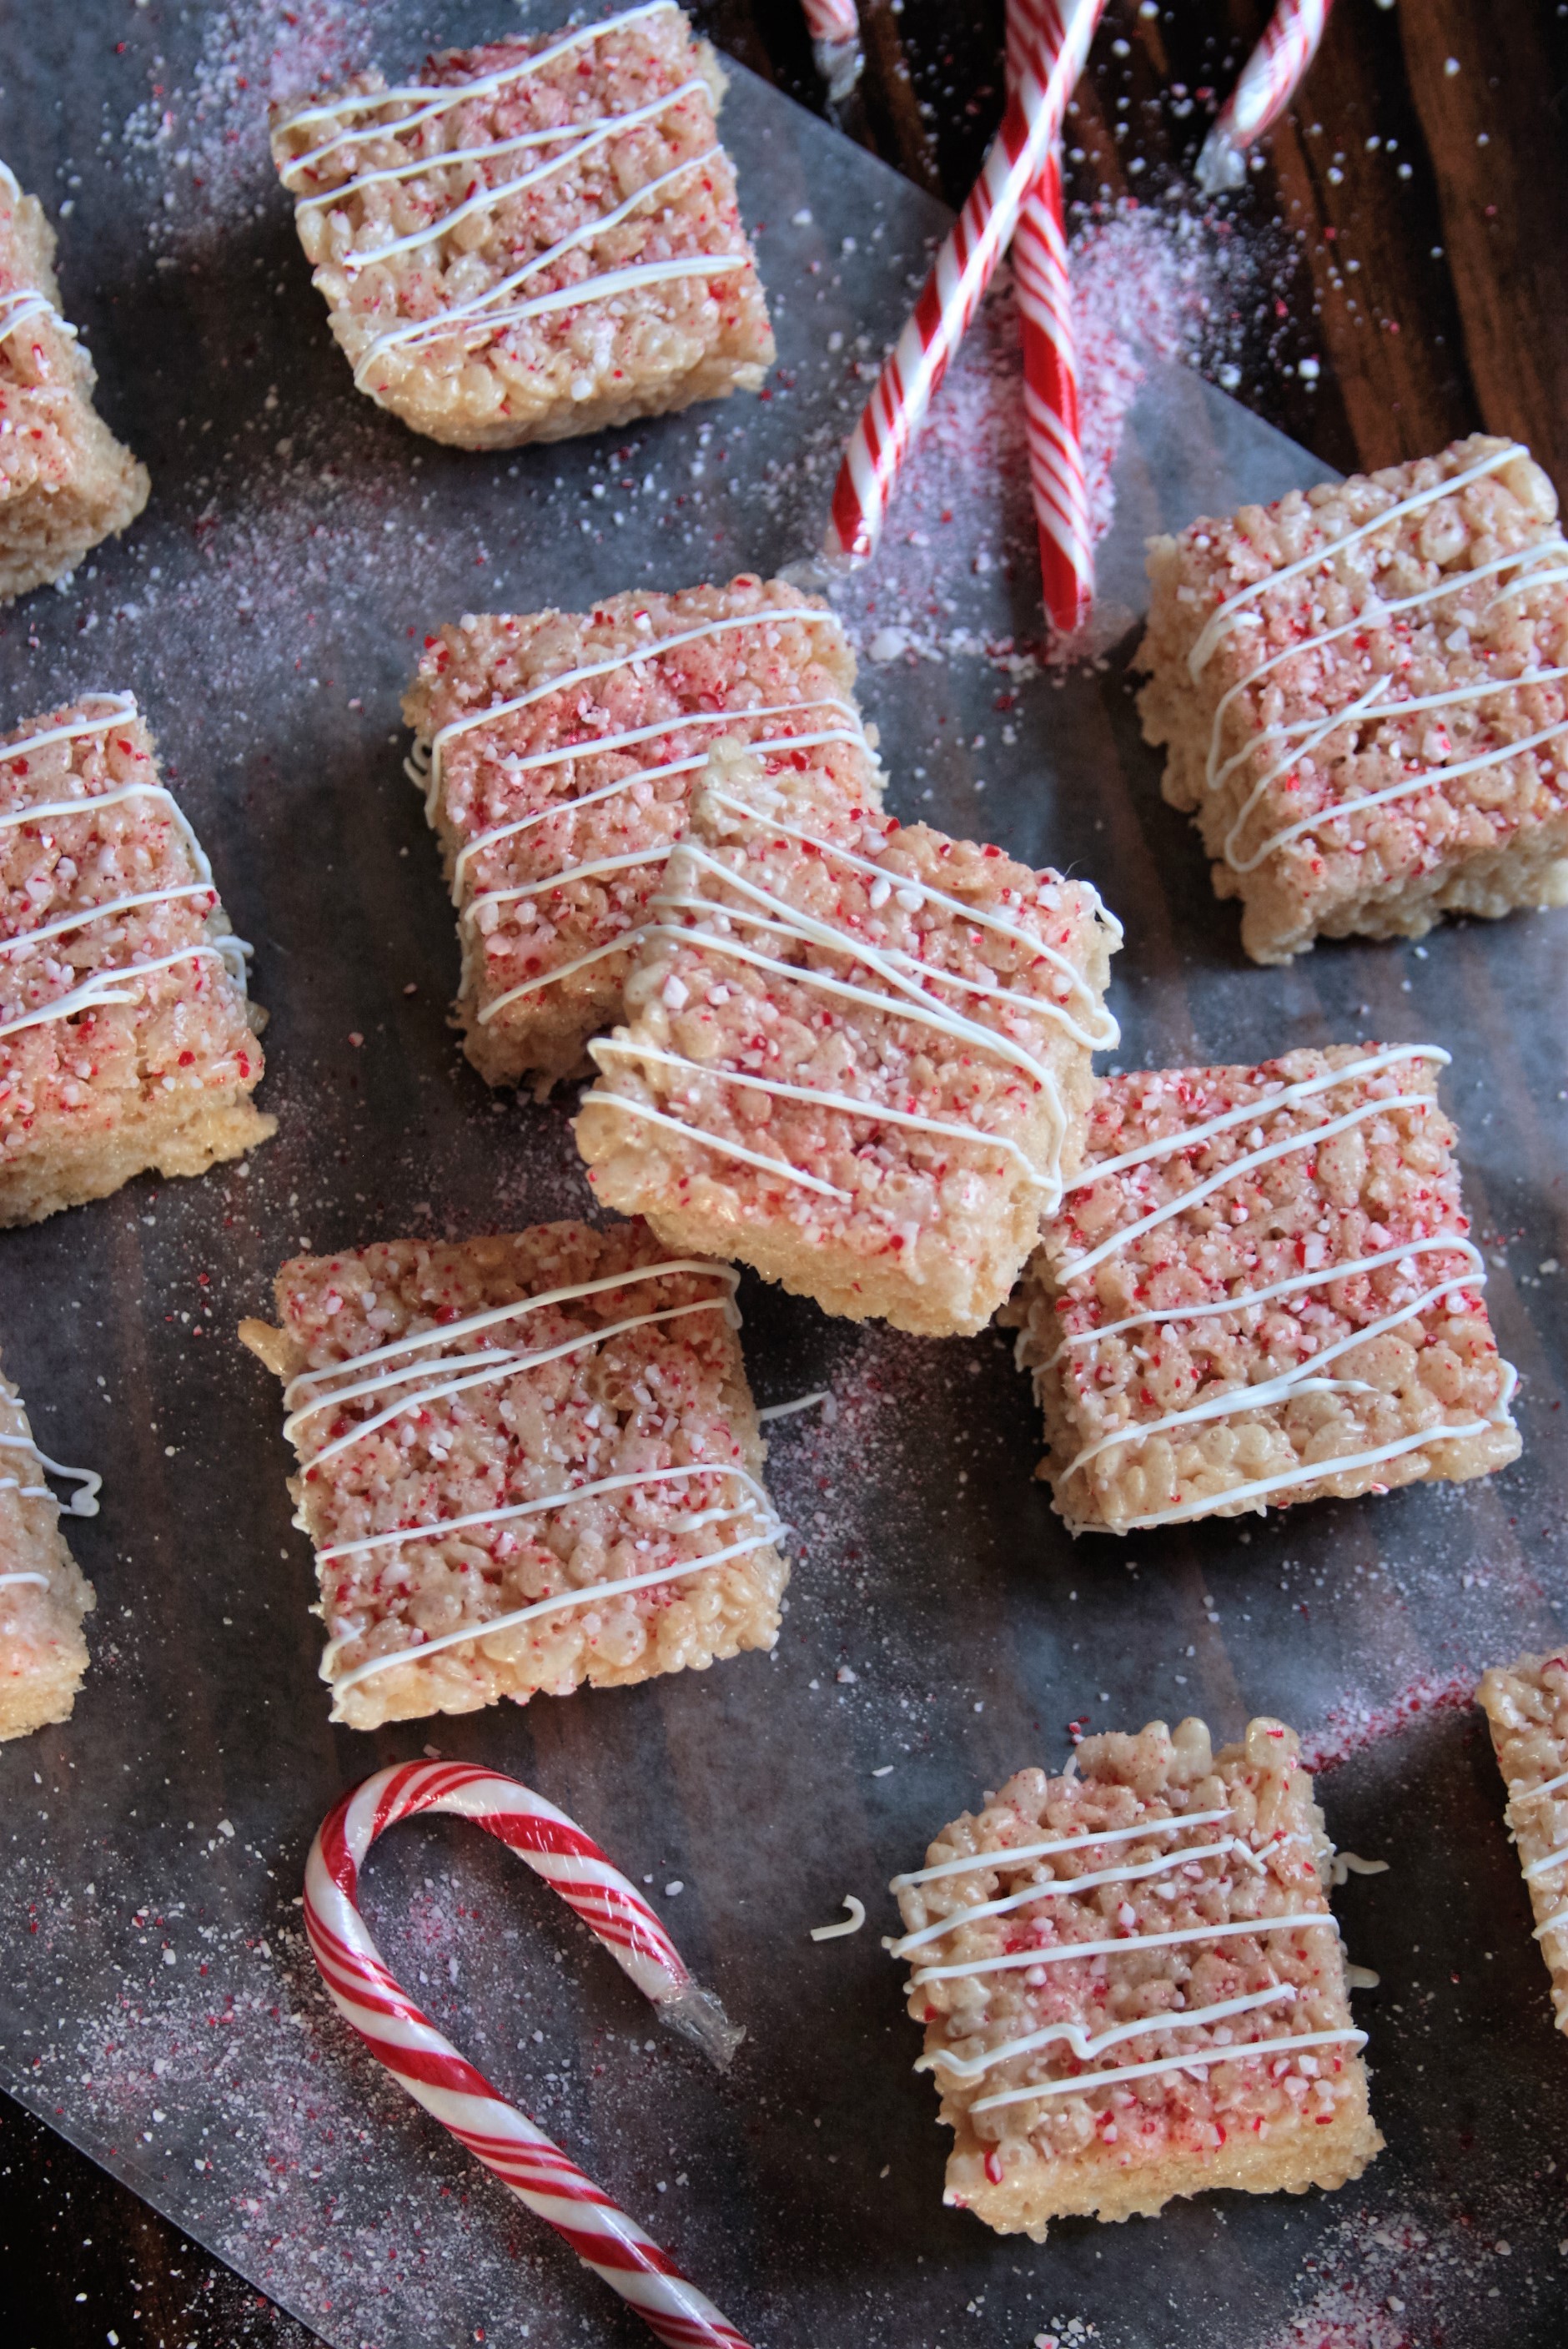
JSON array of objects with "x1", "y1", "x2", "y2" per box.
[
  {"x1": 1194, "y1": 124, "x2": 1247, "y2": 194},
  {"x1": 657, "y1": 1979, "x2": 747, "y2": 2071}
]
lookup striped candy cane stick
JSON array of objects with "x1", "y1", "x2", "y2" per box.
[
  {"x1": 825, "y1": 0, "x2": 1105, "y2": 564},
  {"x1": 1196, "y1": 0, "x2": 1335, "y2": 194},
  {"x1": 304, "y1": 1761, "x2": 751, "y2": 2349},
  {"x1": 1008, "y1": 0, "x2": 1092, "y2": 631},
  {"x1": 802, "y1": 0, "x2": 863, "y2": 105}
]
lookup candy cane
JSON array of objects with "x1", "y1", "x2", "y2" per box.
[
  {"x1": 1196, "y1": 0, "x2": 1335, "y2": 194},
  {"x1": 801, "y1": 0, "x2": 863, "y2": 105},
  {"x1": 824, "y1": 0, "x2": 1105, "y2": 564},
  {"x1": 304, "y1": 1762, "x2": 752, "y2": 2349},
  {"x1": 1008, "y1": 0, "x2": 1092, "y2": 631}
]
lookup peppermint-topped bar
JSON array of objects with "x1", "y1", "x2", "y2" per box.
[
  {"x1": 575, "y1": 742, "x2": 1121, "y2": 1338},
  {"x1": 1139, "y1": 435, "x2": 1568, "y2": 963},
  {"x1": 0, "y1": 160, "x2": 148, "y2": 600},
  {"x1": 269, "y1": 3, "x2": 774, "y2": 449},
  {"x1": 891, "y1": 1715, "x2": 1381, "y2": 2239},
  {"x1": 238, "y1": 1217, "x2": 788, "y2": 1732},
  {"x1": 405, "y1": 578, "x2": 882, "y2": 1092},
  {"x1": 0, "y1": 1344, "x2": 98, "y2": 1741},
  {"x1": 0, "y1": 695, "x2": 274, "y2": 1225},
  {"x1": 1007, "y1": 1044, "x2": 1520, "y2": 1533},
  {"x1": 1476, "y1": 1652, "x2": 1568, "y2": 2037}
]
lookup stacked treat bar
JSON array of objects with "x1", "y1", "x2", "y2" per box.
[
  {"x1": 405, "y1": 579, "x2": 883, "y2": 1089},
  {"x1": 575, "y1": 741, "x2": 1120, "y2": 1335},
  {"x1": 245, "y1": 568, "x2": 1123, "y2": 1738}
]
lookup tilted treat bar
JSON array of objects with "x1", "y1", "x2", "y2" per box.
[
  {"x1": 0, "y1": 160, "x2": 148, "y2": 600},
  {"x1": 239, "y1": 1218, "x2": 787, "y2": 1731},
  {"x1": 405, "y1": 578, "x2": 882, "y2": 1091},
  {"x1": 1139, "y1": 434, "x2": 1568, "y2": 963},
  {"x1": 890, "y1": 1715, "x2": 1381, "y2": 2239},
  {"x1": 575, "y1": 744, "x2": 1121, "y2": 1338},
  {"x1": 1476, "y1": 1652, "x2": 1568, "y2": 2036},
  {"x1": 0, "y1": 694, "x2": 274, "y2": 1225},
  {"x1": 1007, "y1": 1044, "x2": 1519, "y2": 1533},
  {"x1": 0, "y1": 1347, "x2": 98, "y2": 1741},
  {"x1": 269, "y1": 3, "x2": 774, "y2": 450}
]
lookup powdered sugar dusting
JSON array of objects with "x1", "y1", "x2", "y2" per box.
[
  {"x1": 1264, "y1": 2201, "x2": 1557, "y2": 2349},
  {"x1": 122, "y1": 1, "x2": 374, "y2": 249},
  {"x1": 1302, "y1": 1668, "x2": 1479, "y2": 1776},
  {"x1": 842, "y1": 194, "x2": 1301, "y2": 671}
]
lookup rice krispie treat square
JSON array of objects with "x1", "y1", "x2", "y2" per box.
[
  {"x1": 0, "y1": 161, "x2": 148, "y2": 600},
  {"x1": 269, "y1": 3, "x2": 774, "y2": 450},
  {"x1": 238, "y1": 1217, "x2": 787, "y2": 1731},
  {"x1": 0, "y1": 695, "x2": 274, "y2": 1225},
  {"x1": 574, "y1": 743, "x2": 1122, "y2": 1338},
  {"x1": 1139, "y1": 434, "x2": 1568, "y2": 963},
  {"x1": 0, "y1": 1346, "x2": 97, "y2": 1741},
  {"x1": 1476, "y1": 1652, "x2": 1568, "y2": 2036},
  {"x1": 405, "y1": 578, "x2": 882, "y2": 1092},
  {"x1": 891, "y1": 1714, "x2": 1382, "y2": 2239},
  {"x1": 1007, "y1": 1042, "x2": 1520, "y2": 1534}
]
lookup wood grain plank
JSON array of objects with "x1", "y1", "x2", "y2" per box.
[{"x1": 1400, "y1": 0, "x2": 1568, "y2": 495}]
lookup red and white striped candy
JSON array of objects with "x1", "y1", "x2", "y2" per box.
[
  {"x1": 304, "y1": 1761, "x2": 752, "y2": 2349},
  {"x1": 1008, "y1": 0, "x2": 1092, "y2": 631},
  {"x1": 801, "y1": 0, "x2": 862, "y2": 104},
  {"x1": 824, "y1": 0, "x2": 1105, "y2": 564},
  {"x1": 1196, "y1": 0, "x2": 1334, "y2": 193},
  {"x1": 802, "y1": 0, "x2": 857, "y2": 41}
]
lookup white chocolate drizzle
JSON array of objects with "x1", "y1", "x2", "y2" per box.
[
  {"x1": 353, "y1": 193, "x2": 746, "y2": 390},
  {"x1": 279, "y1": 1257, "x2": 782, "y2": 1709},
  {"x1": 809, "y1": 1897, "x2": 867, "y2": 1942},
  {"x1": 455, "y1": 703, "x2": 875, "y2": 1023},
  {"x1": 585, "y1": 794, "x2": 1117, "y2": 1217},
  {"x1": 892, "y1": 1807, "x2": 1234, "y2": 1889},
  {"x1": 968, "y1": 2025, "x2": 1366, "y2": 2113},
  {"x1": 0, "y1": 696, "x2": 252, "y2": 1042},
  {"x1": 1187, "y1": 437, "x2": 1568, "y2": 872},
  {"x1": 890, "y1": 1833, "x2": 1277, "y2": 1957},
  {"x1": 420, "y1": 607, "x2": 843, "y2": 817},
  {"x1": 892, "y1": 1799, "x2": 1364, "y2": 2111},
  {"x1": 1509, "y1": 1764, "x2": 1568, "y2": 1811},
  {"x1": 0, "y1": 1430, "x2": 101, "y2": 1518},
  {"x1": 1048, "y1": 1045, "x2": 1517, "y2": 1529},
  {"x1": 1201, "y1": 532, "x2": 1568, "y2": 797},
  {"x1": 0, "y1": 288, "x2": 76, "y2": 350},
  {"x1": 1187, "y1": 440, "x2": 1532, "y2": 678},
  {"x1": 447, "y1": 697, "x2": 866, "y2": 888},
  {"x1": 274, "y1": 6, "x2": 747, "y2": 392},
  {"x1": 909, "y1": 1908, "x2": 1339, "y2": 1987},
  {"x1": 276, "y1": 4, "x2": 681, "y2": 154},
  {"x1": 332, "y1": 80, "x2": 712, "y2": 273},
  {"x1": 923, "y1": 1980, "x2": 1299, "y2": 2083}
]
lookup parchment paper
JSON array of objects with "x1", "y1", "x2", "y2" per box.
[{"x1": 2, "y1": 7, "x2": 1565, "y2": 2346}]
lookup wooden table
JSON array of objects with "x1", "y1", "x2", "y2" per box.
[{"x1": 5, "y1": 0, "x2": 1565, "y2": 2339}]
